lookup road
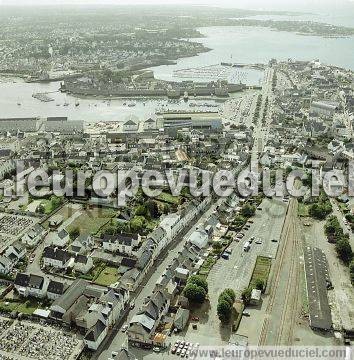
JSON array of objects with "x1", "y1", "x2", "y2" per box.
[
  {"x1": 26, "y1": 205, "x2": 83, "y2": 284},
  {"x1": 251, "y1": 67, "x2": 274, "y2": 167}
]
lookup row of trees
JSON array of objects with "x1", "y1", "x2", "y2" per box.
[
  {"x1": 325, "y1": 215, "x2": 353, "y2": 265},
  {"x1": 232, "y1": 203, "x2": 257, "y2": 230},
  {"x1": 217, "y1": 289, "x2": 236, "y2": 323},
  {"x1": 308, "y1": 192, "x2": 332, "y2": 220},
  {"x1": 184, "y1": 275, "x2": 208, "y2": 304}
]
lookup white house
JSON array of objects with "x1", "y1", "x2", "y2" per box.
[
  {"x1": 188, "y1": 229, "x2": 209, "y2": 249},
  {"x1": 148, "y1": 226, "x2": 167, "y2": 259},
  {"x1": 52, "y1": 229, "x2": 70, "y2": 248},
  {"x1": 102, "y1": 233, "x2": 140, "y2": 255},
  {"x1": 5, "y1": 241, "x2": 26, "y2": 262},
  {"x1": 43, "y1": 246, "x2": 72, "y2": 269},
  {"x1": 70, "y1": 234, "x2": 94, "y2": 254},
  {"x1": 14, "y1": 273, "x2": 49, "y2": 298},
  {"x1": 21, "y1": 224, "x2": 46, "y2": 247},
  {"x1": 47, "y1": 280, "x2": 67, "y2": 301},
  {"x1": 159, "y1": 213, "x2": 182, "y2": 240},
  {"x1": 143, "y1": 118, "x2": 157, "y2": 131},
  {"x1": 122, "y1": 118, "x2": 139, "y2": 132},
  {"x1": 84, "y1": 319, "x2": 107, "y2": 350},
  {"x1": 73, "y1": 254, "x2": 94, "y2": 274}
]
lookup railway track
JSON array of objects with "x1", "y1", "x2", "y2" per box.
[
  {"x1": 275, "y1": 206, "x2": 301, "y2": 345},
  {"x1": 258, "y1": 199, "x2": 300, "y2": 345}
]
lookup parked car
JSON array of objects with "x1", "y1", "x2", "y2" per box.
[
  {"x1": 255, "y1": 239, "x2": 262, "y2": 244},
  {"x1": 221, "y1": 252, "x2": 230, "y2": 260},
  {"x1": 153, "y1": 347, "x2": 161, "y2": 353},
  {"x1": 171, "y1": 346, "x2": 177, "y2": 354},
  {"x1": 271, "y1": 239, "x2": 278, "y2": 243},
  {"x1": 242, "y1": 310, "x2": 251, "y2": 317},
  {"x1": 121, "y1": 324, "x2": 128, "y2": 332}
]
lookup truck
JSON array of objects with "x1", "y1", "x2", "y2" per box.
[{"x1": 243, "y1": 241, "x2": 251, "y2": 252}]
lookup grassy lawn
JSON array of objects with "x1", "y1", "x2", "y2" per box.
[
  {"x1": 67, "y1": 208, "x2": 116, "y2": 235},
  {"x1": 155, "y1": 192, "x2": 180, "y2": 205},
  {"x1": 94, "y1": 266, "x2": 120, "y2": 286},
  {"x1": 298, "y1": 203, "x2": 310, "y2": 217},
  {"x1": 250, "y1": 256, "x2": 272, "y2": 288},
  {"x1": 0, "y1": 299, "x2": 40, "y2": 314}
]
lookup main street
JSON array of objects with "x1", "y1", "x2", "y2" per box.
[
  {"x1": 251, "y1": 67, "x2": 274, "y2": 167},
  {"x1": 97, "y1": 196, "x2": 225, "y2": 360}
]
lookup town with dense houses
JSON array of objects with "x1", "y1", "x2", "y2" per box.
[{"x1": 0, "y1": 3, "x2": 354, "y2": 360}]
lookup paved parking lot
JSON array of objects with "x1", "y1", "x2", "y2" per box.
[{"x1": 209, "y1": 198, "x2": 287, "y2": 298}]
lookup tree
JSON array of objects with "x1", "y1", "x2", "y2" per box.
[
  {"x1": 219, "y1": 293, "x2": 233, "y2": 306},
  {"x1": 184, "y1": 283, "x2": 206, "y2": 303},
  {"x1": 240, "y1": 204, "x2": 256, "y2": 218},
  {"x1": 254, "y1": 278, "x2": 265, "y2": 292},
  {"x1": 51, "y1": 195, "x2": 63, "y2": 209},
  {"x1": 69, "y1": 227, "x2": 80, "y2": 240},
  {"x1": 217, "y1": 300, "x2": 232, "y2": 322},
  {"x1": 335, "y1": 237, "x2": 353, "y2": 264},
  {"x1": 223, "y1": 289, "x2": 236, "y2": 303},
  {"x1": 103, "y1": 225, "x2": 116, "y2": 236},
  {"x1": 146, "y1": 200, "x2": 160, "y2": 219},
  {"x1": 129, "y1": 216, "x2": 145, "y2": 233},
  {"x1": 135, "y1": 205, "x2": 147, "y2": 217},
  {"x1": 162, "y1": 203, "x2": 170, "y2": 215},
  {"x1": 325, "y1": 216, "x2": 343, "y2": 238},
  {"x1": 36, "y1": 204, "x2": 45, "y2": 214},
  {"x1": 309, "y1": 201, "x2": 332, "y2": 220},
  {"x1": 212, "y1": 242, "x2": 223, "y2": 254},
  {"x1": 188, "y1": 275, "x2": 208, "y2": 292},
  {"x1": 241, "y1": 287, "x2": 253, "y2": 306}
]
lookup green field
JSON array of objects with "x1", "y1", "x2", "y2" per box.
[
  {"x1": 0, "y1": 299, "x2": 41, "y2": 314},
  {"x1": 94, "y1": 266, "x2": 120, "y2": 286},
  {"x1": 67, "y1": 208, "x2": 116, "y2": 235},
  {"x1": 250, "y1": 256, "x2": 272, "y2": 288},
  {"x1": 155, "y1": 192, "x2": 180, "y2": 205},
  {"x1": 199, "y1": 256, "x2": 216, "y2": 276},
  {"x1": 40, "y1": 199, "x2": 55, "y2": 214}
]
